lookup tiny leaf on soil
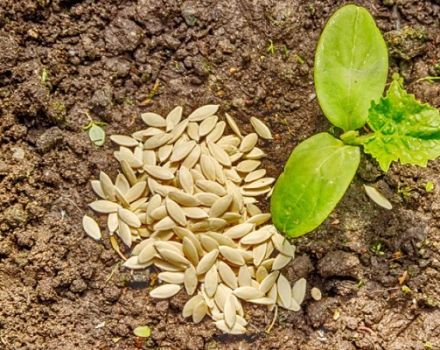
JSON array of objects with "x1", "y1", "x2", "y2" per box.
[
  {"x1": 88, "y1": 124, "x2": 106, "y2": 146},
  {"x1": 425, "y1": 181, "x2": 434, "y2": 192},
  {"x1": 271, "y1": 133, "x2": 360, "y2": 237},
  {"x1": 363, "y1": 77, "x2": 440, "y2": 171},
  {"x1": 133, "y1": 326, "x2": 151, "y2": 338},
  {"x1": 314, "y1": 4, "x2": 388, "y2": 131}
]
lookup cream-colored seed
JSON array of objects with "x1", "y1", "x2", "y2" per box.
[
  {"x1": 250, "y1": 117, "x2": 273, "y2": 140},
  {"x1": 84, "y1": 105, "x2": 303, "y2": 335}
]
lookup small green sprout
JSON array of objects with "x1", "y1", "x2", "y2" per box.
[
  {"x1": 371, "y1": 242, "x2": 385, "y2": 256},
  {"x1": 267, "y1": 40, "x2": 276, "y2": 55},
  {"x1": 401, "y1": 285, "x2": 411, "y2": 294},
  {"x1": 293, "y1": 54, "x2": 305, "y2": 65},
  {"x1": 425, "y1": 181, "x2": 434, "y2": 192},
  {"x1": 41, "y1": 68, "x2": 49, "y2": 84},
  {"x1": 83, "y1": 117, "x2": 107, "y2": 147}
]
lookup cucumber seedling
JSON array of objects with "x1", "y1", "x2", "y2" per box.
[{"x1": 271, "y1": 5, "x2": 440, "y2": 237}]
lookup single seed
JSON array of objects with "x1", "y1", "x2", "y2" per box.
[
  {"x1": 150, "y1": 284, "x2": 181, "y2": 299},
  {"x1": 250, "y1": 117, "x2": 273, "y2": 140},
  {"x1": 187, "y1": 105, "x2": 219, "y2": 122},
  {"x1": 110, "y1": 134, "x2": 139, "y2": 147},
  {"x1": 311, "y1": 287, "x2": 322, "y2": 301},
  {"x1": 225, "y1": 113, "x2": 242, "y2": 138},
  {"x1": 141, "y1": 112, "x2": 167, "y2": 128},
  {"x1": 199, "y1": 115, "x2": 218, "y2": 136},
  {"x1": 82, "y1": 215, "x2": 101, "y2": 240},
  {"x1": 239, "y1": 133, "x2": 258, "y2": 153}
]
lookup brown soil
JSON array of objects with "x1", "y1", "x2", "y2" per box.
[{"x1": 1, "y1": 0, "x2": 439, "y2": 349}]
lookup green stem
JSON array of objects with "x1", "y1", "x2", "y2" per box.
[{"x1": 340, "y1": 131, "x2": 375, "y2": 146}]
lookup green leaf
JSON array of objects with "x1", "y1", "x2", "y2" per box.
[
  {"x1": 314, "y1": 4, "x2": 388, "y2": 131},
  {"x1": 133, "y1": 326, "x2": 151, "y2": 338},
  {"x1": 88, "y1": 124, "x2": 106, "y2": 146},
  {"x1": 270, "y1": 133, "x2": 360, "y2": 237},
  {"x1": 363, "y1": 77, "x2": 440, "y2": 171}
]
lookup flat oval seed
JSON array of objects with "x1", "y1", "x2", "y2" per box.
[
  {"x1": 207, "y1": 141, "x2": 231, "y2": 167},
  {"x1": 184, "y1": 265, "x2": 198, "y2": 295},
  {"x1": 240, "y1": 227, "x2": 273, "y2": 245},
  {"x1": 218, "y1": 261, "x2": 238, "y2": 289},
  {"x1": 245, "y1": 147, "x2": 266, "y2": 160},
  {"x1": 107, "y1": 212, "x2": 119, "y2": 233},
  {"x1": 99, "y1": 171, "x2": 115, "y2": 200},
  {"x1": 204, "y1": 265, "x2": 218, "y2": 298},
  {"x1": 192, "y1": 299, "x2": 208, "y2": 324},
  {"x1": 144, "y1": 165, "x2": 175, "y2": 180},
  {"x1": 183, "y1": 207, "x2": 209, "y2": 219},
  {"x1": 244, "y1": 169, "x2": 266, "y2": 183},
  {"x1": 82, "y1": 215, "x2": 101, "y2": 240},
  {"x1": 170, "y1": 141, "x2": 196, "y2": 162},
  {"x1": 364, "y1": 185, "x2": 393, "y2": 210},
  {"x1": 182, "y1": 237, "x2": 199, "y2": 266},
  {"x1": 178, "y1": 167, "x2": 194, "y2": 194},
  {"x1": 158, "y1": 272, "x2": 185, "y2": 284},
  {"x1": 150, "y1": 284, "x2": 181, "y2": 299},
  {"x1": 236, "y1": 160, "x2": 261, "y2": 173},
  {"x1": 143, "y1": 133, "x2": 172, "y2": 150},
  {"x1": 239, "y1": 133, "x2": 258, "y2": 153},
  {"x1": 138, "y1": 244, "x2": 157, "y2": 263},
  {"x1": 89, "y1": 200, "x2": 119, "y2": 213},
  {"x1": 259, "y1": 271, "x2": 280, "y2": 294},
  {"x1": 233, "y1": 286, "x2": 264, "y2": 300},
  {"x1": 169, "y1": 191, "x2": 201, "y2": 207},
  {"x1": 277, "y1": 274, "x2": 291, "y2": 308},
  {"x1": 200, "y1": 154, "x2": 217, "y2": 181},
  {"x1": 272, "y1": 253, "x2": 292, "y2": 270},
  {"x1": 225, "y1": 113, "x2": 242, "y2": 137},
  {"x1": 238, "y1": 266, "x2": 252, "y2": 287},
  {"x1": 183, "y1": 295, "x2": 204, "y2": 318},
  {"x1": 215, "y1": 320, "x2": 246, "y2": 335},
  {"x1": 206, "y1": 121, "x2": 226, "y2": 143},
  {"x1": 181, "y1": 145, "x2": 201, "y2": 169},
  {"x1": 209, "y1": 194, "x2": 233, "y2": 218},
  {"x1": 253, "y1": 243, "x2": 267, "y2": 267},
  {"x1": 110, "y1": 134, "x2": 139, "y2": 147},
  {"x1": 188, "y1": 104, "x2": 219, "y2": 122},
  {"x1": 199, "y1": 115, "x2": 218, "y2": 136},
  {"x1": 247, "y1": 213, "x2": 271, "y2": 225},
  {"x1": 272, "y1": 234, "x2": 295, "y2": 257},
  {"x1": 311, "y1": 287, "x2": 322, "y2": 301},
  {"x1": 292, "y1": 278, "x2": 307, "y2": 305},
  {"x1": 187, "y1": 122, "x2": 200, "y2": 141},
  {"x1": 219, "y1": 246, "x2": 245, "y2": 266},
  {"x1": 196, "y1": 249, "x2": 219, "y2": 275},
  {"x1": 194, "y1": 192, "x2": 220, "y2": 206},
  {"x1": 196, "y1": 180, "x2": 226, "y2": 197},
  {"x1": 250, "y1": 117, "x2": 273, "y2": 140},
  {"x1": 157, "y1": 248, "x2": 190, "y2": 266},
  {"x1": 200, "y1": 234, "x2": 219, "y2": 252},
  {"x1": 165, "y1": 198, "x2": 187, "y2": 226},
  {"x1": 224, "y1": 223, "x2": 255, "y2": 239},
  {"x1": 141, "y1": 112, "x2": 167, "y2": 127},
  {"x1": 224, "y1": 294, "x2": 237, "y2": 329},
  {"x1": 153, "y1": 216, "x2": 176, "y2": 231},
  {"x1": 118, "y1": 207, "x2": 141, "y2": 228},
  {"x1": 165, "y1": 106, "x2": 183, "y2": 131},
  {"x1": 243, "y1": 177, "x2": 275, "y2": 189}
]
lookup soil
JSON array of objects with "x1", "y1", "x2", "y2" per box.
[{"x1": 0, "y1": 0, "x2": 439, "y2": 349}]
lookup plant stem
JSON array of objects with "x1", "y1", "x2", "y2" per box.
[{"x1": 340, "y1": 131, "x2": 375, "y2": 146}]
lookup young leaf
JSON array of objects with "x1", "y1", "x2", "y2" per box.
[
  {"x1": 270, "y1": 133, "x2": 360, "y2": 237},
  {"x1": 362, "y1": 77, "x2": 440, "y2": 171},
  {"x1": 314, "y1": 4, "x2": 388, "y2": 131},
  {"x1": 88, "y1": 124, "x2": 106, "y2": 146}
]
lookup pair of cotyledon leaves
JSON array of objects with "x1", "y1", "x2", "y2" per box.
[{"x1": 271, "y1": 5, "x2": 440, "y2": 237}]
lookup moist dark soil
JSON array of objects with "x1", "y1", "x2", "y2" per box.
[{"x1": 0, "y1": 0, "x2": 439, "y2": 349}]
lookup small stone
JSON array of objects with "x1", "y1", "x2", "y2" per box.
[{"x1": 317, "y1": 250, "x2": 361, "y2": 279}]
